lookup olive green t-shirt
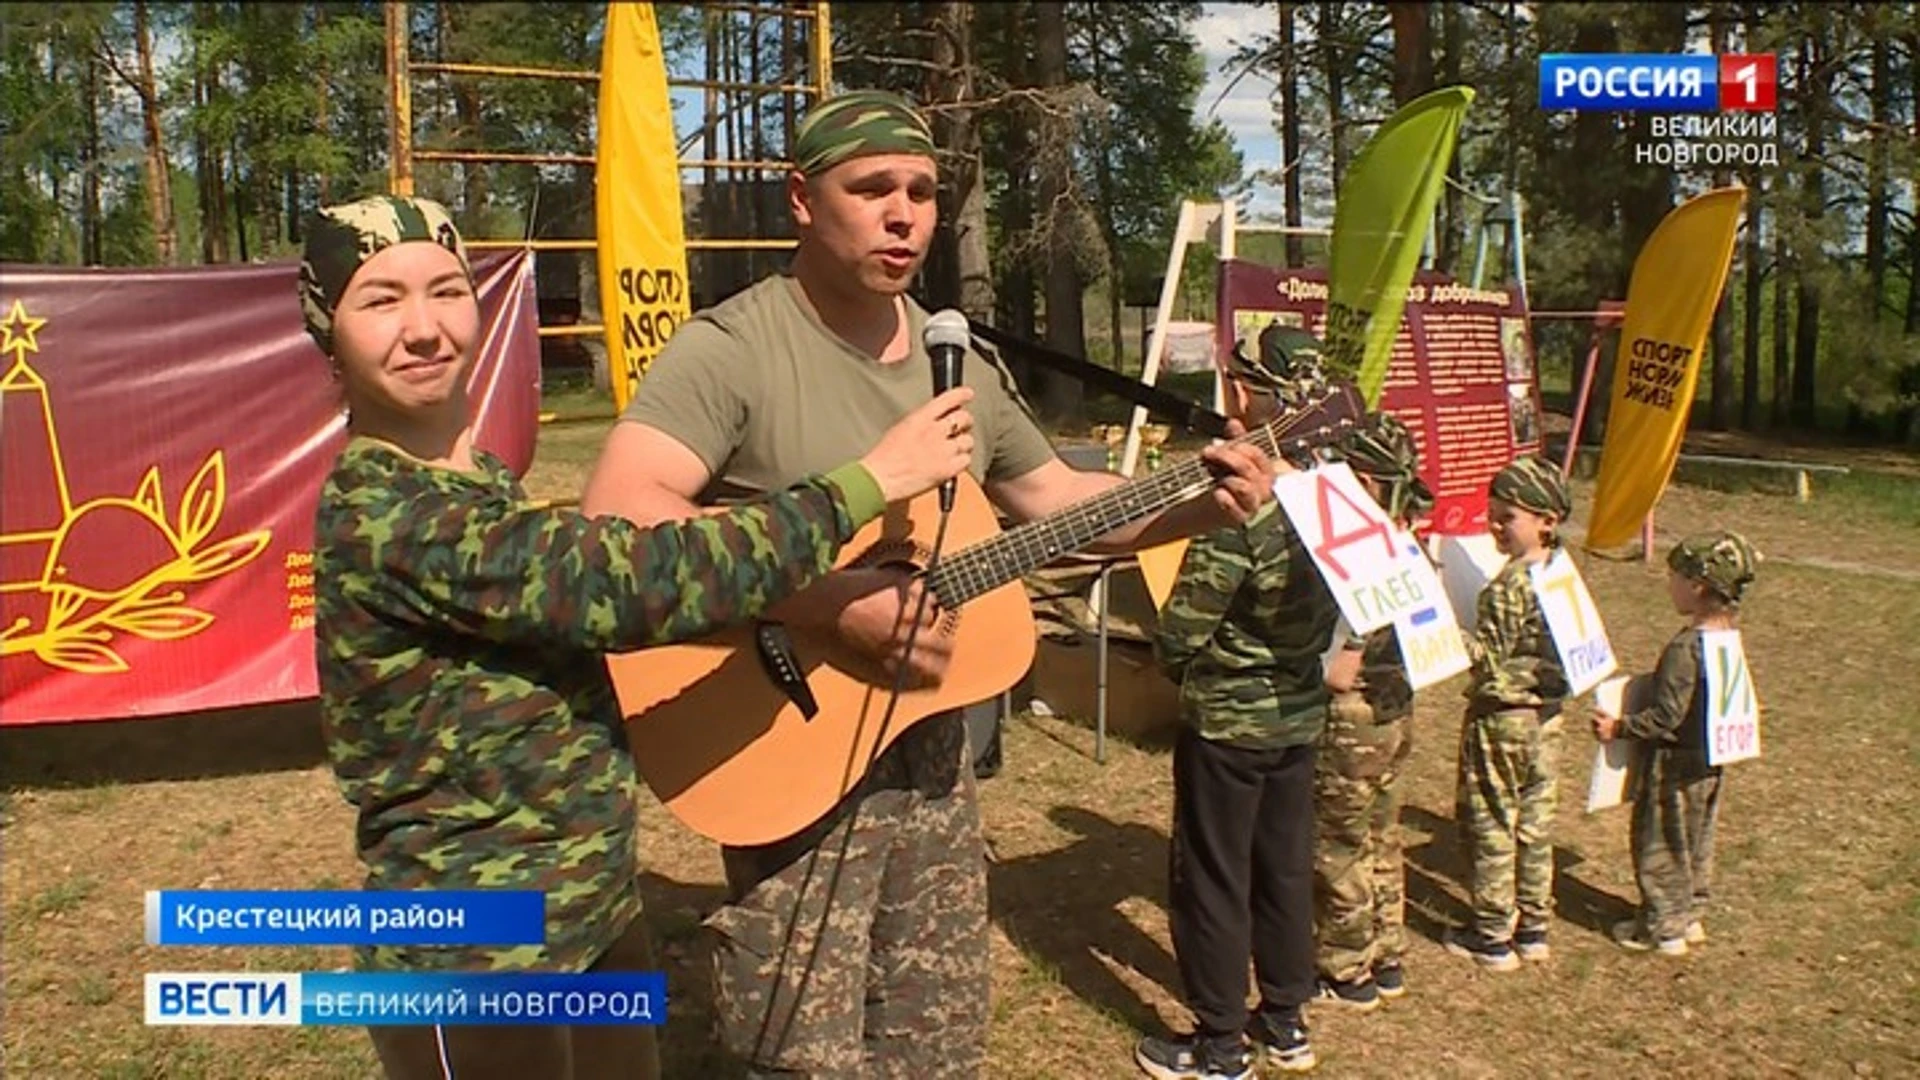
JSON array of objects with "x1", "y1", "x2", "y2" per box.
[{"x1": 621, "y1": 274, "x2": 1058, "y2": 503}]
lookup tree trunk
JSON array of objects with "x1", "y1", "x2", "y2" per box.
[
  {"x1": 1388, "y1": 3, "x2": 1432, "y2": 106},
  {"x1": 314, "y1": 2, "x2": 333, "y2": 205},
  {"x1": 1086, "y1": 6, "x2": 1124, "y2": 368},
  {"x1": 132, "y1": 0, "x2": 176, "y2": 264},
  {"x1": 1279, "y1": 3, "x2": 1303, "y2": 267},
  {"x1": 1908, "y1": 28, "x2": 1920, "y2": 335},
  {"x1": 1771, "y1": 211, "x2": 1789, "y2": 430},
  {"x1": 1865, "y1": 14, "x2": 1890, "y2": 322},
  {"x1": 1034, "y1": 0, "x2": 1084, "y2": 425},
  {"x1": 1707, "y1": 5, "x2": 1732, "y2": 430},
  {"x1": 192, "y1": 1, "x2": 229, "y2": 263},
  {"x1": 1791, "y1": 29, "x2": 1825, "y2": 429},
  {"x1": 1437, "y1": 0, "x2": 1462, "y2": 272},
  {"x1": 1741, "y1": 178, "x2": 1762, "y2": 429},
  {"x1": 448, "y1": 5, "x2": 485, "y2": 218},
  {"x1": 1320, "y1": 2, "x2": 1348, "y2": 185},
  {"x1": 82, "y1": 49, "x2": 102, "y2": 266},
  {"x1": 996, "y1": 4, "x2": 1038, "y2": 345}
]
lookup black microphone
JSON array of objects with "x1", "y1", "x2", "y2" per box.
[{"x1": 924, "y1": 309, "x2": 970, "y2": 512}]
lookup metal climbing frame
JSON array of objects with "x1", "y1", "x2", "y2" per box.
[{"x1": 382, "y1": 1, "x2": 833, "y2": 382}]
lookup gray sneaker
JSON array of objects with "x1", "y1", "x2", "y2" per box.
[{"x1": 1443, "y1": 927, "x2": 1522, "y2": 972}]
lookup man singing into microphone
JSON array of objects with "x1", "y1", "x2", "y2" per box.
[{"x1": 582, "y1": 89, "x2": 1278, "y2": 1077}]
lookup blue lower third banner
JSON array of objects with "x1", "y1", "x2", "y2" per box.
[
  {"x1": 146, "y1": 890, "x2": 546, "y2": 947},
  {"x1": 144, "y1": 971, "x2": 667, "y2": 1026}
]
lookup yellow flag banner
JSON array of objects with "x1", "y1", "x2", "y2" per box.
[
  {"x1": 596, "y1": 2, "x2": 691, "y2": 411},
  {"x1": 1585, "y1": 187, "x2": 1746, "y2": 550}
]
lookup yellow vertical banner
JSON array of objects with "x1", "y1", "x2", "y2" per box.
[
  {"x1": 1586, "y1": 187, "x2": 1746, "y2": 550},
  {"x1": 596, "y1": 2, "x2": 691, "y2": 411}
]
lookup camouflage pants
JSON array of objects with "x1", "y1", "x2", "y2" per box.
[
  {"x1": 706, "y1": 713, "x2": 989, "y2": 1078},
  {"x1": 1456, "y1": 708, "x2": 1563, "y2": 941},
  {"x1": 1313, "y1": 694, "x2": 1412, "y2": 983},
  {"x1": 1630, "y1": 749, "x2": 1723, "y2": 942}
]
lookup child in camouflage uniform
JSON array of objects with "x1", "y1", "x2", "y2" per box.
[
  {"x1": 1593, "y1": 531, "x2": 1760, "y2": 956},
  {"x1": 1311, "y1": 414, "x2": 1434, "y2": 1010},
  {"x1": 1135, "y1": 341, "x2": 1340, "y2": 1080},
  {"x1": 301, "y1": 194, "x2": 974, "y2": 1080},
  {"x1": 1444, "y1": 456, "x2": 1574, "y2": 974}
]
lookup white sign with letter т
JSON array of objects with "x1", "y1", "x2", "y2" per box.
[{"x1": 1527, "y1": 549, "x2": 1618, "y2": 697}]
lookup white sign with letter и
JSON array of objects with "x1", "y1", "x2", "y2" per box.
[
  {"x1": 1526, "y1": 549, "x2": 1618, "y2": 697},
  {"x1": 1276, "y1": 464, "x2": 1469, "y2": 691},
  {"x1": 1701, "y1": 628, "x2": 1761, "y2": 766}
]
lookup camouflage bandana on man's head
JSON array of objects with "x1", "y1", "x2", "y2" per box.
[
  {"x1": 1669, "y1": 529, "x2": 1760, "y2": 604},
  {"x1": 298, "y1": 194, "x2": 471, "y2": 355},
  {"x1": 791, "y1": 90, "x2": 935, "y2": 176},
  {"x1": 1488, "y1": 455, "x2": 1573, "y2": 521}
]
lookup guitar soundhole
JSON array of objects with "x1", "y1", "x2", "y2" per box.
[{"x1": 846, "y1": 541, "x2": 959, "y2": 636}]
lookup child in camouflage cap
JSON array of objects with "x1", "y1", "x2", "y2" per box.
[
  {"x1": 301, "y1": 193, "x2": 975, "y2": 1080},
  {"x1": 1593, "y1": 530, "x2": 1760, "y2": 956},
  {"x1": 1136, "y1": 330, "x2": 1339, "y2": 1080},
  {"x1": 1445, "y1": 455, "x2": 1575, "y2": 973},
  {"x1": 1311, "y1": 413, "x2": 1433, "y2": 1010}
]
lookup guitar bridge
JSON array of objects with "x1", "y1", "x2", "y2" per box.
[{"x1": 754, "y1": 622, "x2": 819, "y2": 721}]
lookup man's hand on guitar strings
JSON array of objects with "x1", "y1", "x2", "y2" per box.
[
  {"x1": 829, "y1": 568, "x2": 954, "y2": 690},
  {"x1": 1198, "y1": 422, "x2": 1278, "y2": 526}
]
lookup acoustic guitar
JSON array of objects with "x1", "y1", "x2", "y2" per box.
[{"x1": 606, "y1": 382, "x2": 1365, "y2": 846}]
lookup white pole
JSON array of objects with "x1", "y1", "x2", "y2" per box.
[{"x1": 1121, "y1": 200, "x2": 1199, "y2": 478}]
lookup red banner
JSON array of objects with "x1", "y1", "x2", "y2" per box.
[
  {"x1": 1217, "y1": 262, "x2": 1544, "y2": 535},
  {"x1": 1, "y1": 250, "x2": 541, "y2": 725}
]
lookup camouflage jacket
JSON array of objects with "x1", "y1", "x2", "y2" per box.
[
  {"x1": 1464, "y1": 553, "x2": 1570, "y2": 715},
  {"x1": 1621, "y1": 627, "x2": 1710, "y2": 756},
  {"x1": 1155, "y1": 503, "x2": 1340, "y2": 749},
  {"x1": 313, "y1": 437, "x2": 883, "y2": 972},
  {"x1": 1336, "y1": 620, "x2": 1415, "y2": 723}
]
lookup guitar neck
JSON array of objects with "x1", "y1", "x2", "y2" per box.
[{"x1": 926, "y1": 408, "x2": 1341, "y2": 608}]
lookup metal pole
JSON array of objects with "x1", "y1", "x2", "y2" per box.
[
  {"x1": 386, "y1": 2, "x2": 413, "y2": 197},
  {"x1": 813, "y1": 2, "x2": 833, "y2": 94},
  {"x1": 1095, "y1": 562, "x2": 1111, "y2": 765},
  {"x1": 1562, "y1": 322, "x2": 1603, "y2": 477}
]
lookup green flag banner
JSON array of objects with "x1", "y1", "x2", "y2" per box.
[{"x1": 1326, "y1": 86, "x2": 1475, "y2": 406}]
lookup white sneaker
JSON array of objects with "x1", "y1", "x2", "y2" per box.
[
  {"x1": 1685, "y1": 920, "x2": 1708, "y2": 945},
  {"x1": 1611, "y1": 919, "x2": 1688, "y2": 956}
]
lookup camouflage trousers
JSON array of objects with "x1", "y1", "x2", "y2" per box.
[
  {"x1": 1630, "y1": 748, "x2": 1723, "y2": 942},
  {"x1": 1313, "y1": 694, "x2": 1412, "y2": 983},
  {"x1": 706, "y1": 713, "x2": 989, "y2": 1078},
  {"x1": 1455, "y1": 708, "x2": 1563, "y2": 941}
]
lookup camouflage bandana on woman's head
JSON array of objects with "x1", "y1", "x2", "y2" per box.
[
  {"x1": 1488, "y1": 455, "x2": 1573, "y2": 521},
  {"x1": 791, "y1": 90, "x2": 936, "y2": 177},
  {"x1": 298, "y1": 194, "x2": 470, "y2": 355}
]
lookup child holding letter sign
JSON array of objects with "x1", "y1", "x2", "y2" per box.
[
  {"x1": 1312, "y1": 414, "x2": 1436, "y2": 1009},
  {"x1": 1593, "y1": 531, "x2": 1761, "y2": 956},
  {"x1": 1444, "y1": 457, "x2": 1575, "y2": 973}
]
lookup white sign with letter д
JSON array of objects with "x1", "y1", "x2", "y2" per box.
[
  {"x1": 1276, "y1": 463, "x2": 1469, "y2": 690},
  {"x1": 1526, "y1": 549, "x2": 1618, "y2": 697},
  {"x1": 1701, "y1": 628, "x2": 1761, "y2": 766}
]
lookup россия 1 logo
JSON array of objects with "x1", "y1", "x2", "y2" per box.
[
  {"x1": 1539, "y1": 53, "x2": 1779, "y2": 170},
  {"x1": 1539, "y1": 54, "x2": 1776, "y2": 112}
]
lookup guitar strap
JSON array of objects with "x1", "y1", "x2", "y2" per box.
[{"x1": 964, "y1": 319, "x2": 1234, "y2": 440}]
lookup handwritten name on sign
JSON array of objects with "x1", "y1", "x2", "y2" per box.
[
  {"x1": 1394, "y1": 599, "x2": 1472, "y2": 691},
  {"x1": 1701, "y1": 629, "x2": 1761, "y2": 766},
  {"x1": 1526, "y1": 549, "x2": 1618, "y2": 697},
  {"x1": 1278, "y1": 463, "x2": 1445, "y2": 640}
]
